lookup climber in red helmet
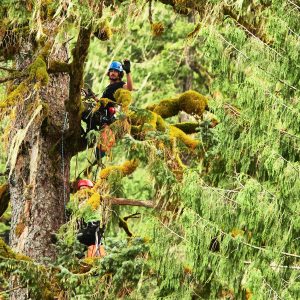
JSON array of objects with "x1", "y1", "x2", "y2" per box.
[{"x1": 77, "y1": 179, "x2": 106, "y2": 258}]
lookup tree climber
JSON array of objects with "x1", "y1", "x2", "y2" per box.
[
  {"x1": 76, "y1": 179, "x2": 106, "y2": 258},
  {"x1": 81, "y1": 60, "x2": 133, "y2": 159},
  {"x1": 81, "y1": 59, "x2": 133, "y2": 132},
  {"x1": 102, "y1": 59, "x2": 133, "y2": 101}
]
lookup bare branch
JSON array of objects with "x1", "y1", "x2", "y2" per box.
[
  {"x1": 106, "y1": 197, "x2": 155, "y2": 208},
  {"x1": 0, "y1": 74, "x2": 26, "y2": 84},
  {"x1": 0, "y1": 66, "x2": 18, "y2": 72}
]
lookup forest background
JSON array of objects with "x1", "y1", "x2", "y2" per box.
[{"x1": 0, "y1": 0, "x2": 300, "y2": 299}]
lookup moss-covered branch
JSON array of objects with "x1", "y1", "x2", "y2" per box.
[
  {"x1": 68, "y1": 25, "x2": 93, "y2": 114},
  {"x1": 223, "y1": 6, "x2": 270, "y2": 45},
  {"x1": 48, "y1": 60, "x2": 71, "y2": 74}
]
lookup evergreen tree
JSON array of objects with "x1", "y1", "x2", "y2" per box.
[{"x1": 0, "y1": 0, "x2": 299, "y2": 299}]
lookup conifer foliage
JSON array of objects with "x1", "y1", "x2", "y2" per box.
[{"x1": 0, "y1": 0, "x2": 300, "y2": 299}]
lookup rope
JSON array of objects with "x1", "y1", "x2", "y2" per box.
[{"x1": 61, "y1": 111, "x2": 69, "y2": 221}]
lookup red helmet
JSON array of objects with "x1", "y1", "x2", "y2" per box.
[{"x1": 77, "y1": 179, "x2": 94, "y2": 190}]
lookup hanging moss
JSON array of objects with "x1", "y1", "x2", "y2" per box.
[
  {"x1": 152, "y1": 22, "x2": 164, "y2": 37},
  {"x1": 94, "y1": 20, "x2": 112, "y2": 41},
  {"x1": 85, "y1": 192, "x2": 101, "y2": 211}
]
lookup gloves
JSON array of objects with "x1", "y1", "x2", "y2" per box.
[{"x1": 122, "y1": 59, "x2": 131, "y2": 74}]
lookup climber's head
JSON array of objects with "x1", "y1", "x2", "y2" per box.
[
  {"x1": 107, "y1": 61, "x2": 124, "y2": 81},
  {"x1": 77, "y1": 179, "x2": 94, "y2": 190}
]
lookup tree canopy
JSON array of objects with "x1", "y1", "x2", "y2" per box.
[{"x1": 0, "y1": 0, "x2": 300, "y2": 299}]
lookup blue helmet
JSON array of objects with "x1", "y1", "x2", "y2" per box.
[{"x1": 109, "y1": 61, "x2": 123, "y2": 72}]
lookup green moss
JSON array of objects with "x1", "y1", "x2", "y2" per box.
[
  {"x1": 0, "y1": 81, "x2": 29, "y2": 108},
  {"x1": 147, "y1": 90, "x2": 208, "y2": 119},
  {"x1": 172, "y1": 122, "x2": 199, "y2": 134},
  {"x1": 147, "y1": 97, "x2": 180, "y2": 118},
  {"x1": 28, "y1": 56, "x2": 49, "y2": 85},
  {"x1": 114, "y1": 88, "x2": 132, "y2": 108},
  {"x1": 0, "y1": 237, "x2": 30, "y2": 260},
  {"x1": 178, "y1": 90, "x2": 207, "y2": 117},
  {"x1": 94, "y1": 20, "x2": 112, "y2": 41},
  {"x1": 169, "y1": 125, "x2": 199, "y2": 149}
]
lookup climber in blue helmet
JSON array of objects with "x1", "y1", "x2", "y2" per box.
[{"x1": 102, "y1": 59, "x2": 133, "y2": 102}]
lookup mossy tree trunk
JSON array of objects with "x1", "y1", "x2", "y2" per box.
[{"x1": 7, "y1": 23, "x2": 92, "y2": 298}]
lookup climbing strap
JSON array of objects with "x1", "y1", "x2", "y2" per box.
[{"x1": 61, "y1": 111, "x2": 69, "y2": 221}]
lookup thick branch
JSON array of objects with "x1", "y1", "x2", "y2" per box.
[
  {"x1": 48, "y1": 61, "x2": 71, "y2": 74},
  {"x1": 105, "y1": 197, "x2": 155, "y2": 208},
  {"x1": 68, "y1": 25, "x2": 93, "y2": 113}
]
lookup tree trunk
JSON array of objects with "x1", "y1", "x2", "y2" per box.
[
  {"x1": 9, "y1": 48, "x2": 70, "y2": 259},
  {"x1": 8, "y1": 43, "x2": 70, "y2": 298}
]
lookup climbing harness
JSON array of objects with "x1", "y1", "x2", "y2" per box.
[{"x1": 61, "y1": 111, "x2": 69, "y2": 222}]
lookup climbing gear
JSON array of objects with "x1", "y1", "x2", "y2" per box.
[
  {"x1": 108, "y1": 106, "x2": 116, "y2": 115},
  {"x1": 77, "y1": 179, "x2": 94, "y2": 190},
  {"x1": 61, "y1": 111, "x2": 69, "y2": 222},
  {"x1": 81, "y1": 87, "x2": 118, "y2": 132},
  {"x1": 109, "y1": 61, "x2": 123, "y2": 72},
  {"x1": 77, "y1": 221, "x2": 105, "y2": 247},
  {"x1": 122, "y1": 59, "x2": 131, "y2": 73},
  {"x1": 98, "y1": 125, "x2": 116, "y2": 153}
]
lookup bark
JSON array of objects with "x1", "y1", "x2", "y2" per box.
[{"x1": 9, "y1": 54, "x2": 70, "y2": 261}]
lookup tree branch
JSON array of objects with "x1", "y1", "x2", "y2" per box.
[
  {"x1": 105, "y1": 197, "x2": 155, "y2": 208},
  {"x1": 223, "y1": 6, "x2": 270, "y2": 45},
  {"x1": 0, "y1": 74, "x2": 26, "y2": 84},
  {"x1": 68, "y1": 25, "x2": 93, "y2": 113},
  {"x1": 0, "y1": 66, "x2": 18, "y2": 72},
  {"x1": 48, "y1": 61, "x2": 71, "y2": 74}
]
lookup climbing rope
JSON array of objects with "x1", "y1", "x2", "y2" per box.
[{"x1": 61, "y1": 111, "x2": 69, "y2": 221}]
